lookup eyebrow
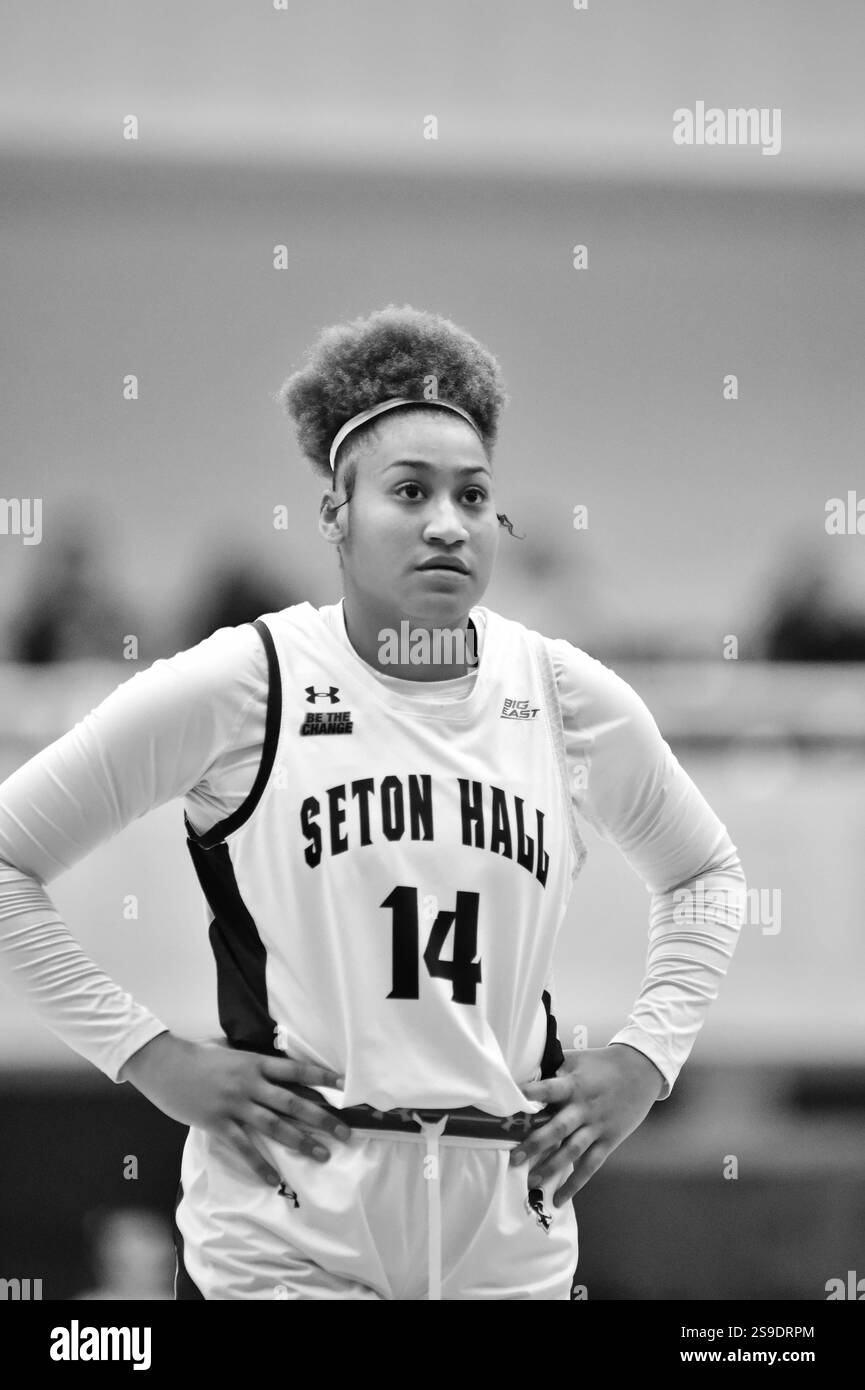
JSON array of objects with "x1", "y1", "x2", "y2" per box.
[{"x1": 381, "y1": 459, "x2": 491, "y2": 477}]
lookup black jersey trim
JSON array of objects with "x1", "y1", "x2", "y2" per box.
[
  {"x1": 184, "y1": 617, "x2": 283, "y2": 850},
  {"x1": 185, "y1": 836, "x2": 279, "y2": 1055},
  {"x1": 539, "y1": 989, "x2": 565, "y2": 1079}
]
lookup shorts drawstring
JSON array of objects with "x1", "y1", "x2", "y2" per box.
[
  {"x1": 334, "y1": 1104, "x2": 547, "y2": 1300},
  {"x1": 412, "y1": 1112, "x2": 448, "y2": 1301}
]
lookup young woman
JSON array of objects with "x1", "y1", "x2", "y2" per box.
[{"x1": 0, "y1": 305, "x2": 746, "y2": 1300}]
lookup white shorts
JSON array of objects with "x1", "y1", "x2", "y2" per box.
[{"x1": 175, "y1": 1122, "x2": 579, "y2": 1301}]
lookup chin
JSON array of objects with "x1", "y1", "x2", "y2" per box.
[{"x1": 406, "y1": 582, "x2": 477, "y2": 621}]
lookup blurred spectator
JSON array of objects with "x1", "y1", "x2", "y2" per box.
[
  {"x1": 75, "y1": 1208, "x2": 174, "y2": 1301},
  {"x1": 9, "y1": 524, "x2": 135, "y2": 664},
  {"x1": 764, "y1": 553, "x2": 865, "y2": 661},
  {"x1": 179, "y1": 558, "x2": 301, "y2": 647}
]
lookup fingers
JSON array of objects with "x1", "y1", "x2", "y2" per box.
[
  {"x1": 255, "y1": 1080, "x2": 351, "y2": 1142},
  {"x1": 520, "y1": 1076, "x2": 574, "y2": 1106},
  {"x1": 244, "y1": 1103, "x2": 339, "y2": 1160},
  {"x1": 525, "y1": 1127, "x2": 594, "y2": 1189},
  {"x1": 518, "y1": 1129, "x2": 608, "y2": 1209},
  {"x1": 262, "y1": 1057, "x2": 345, "y2": 1091},
  {"x1": 509, "y1": 1101, "x2": 585, "y2": 1168},
  {"x1": 224, "y1": 1122, "x2": 282, "y2": 1187},
  {"x1": 551, "y1": 1143, "x2": 608, "y2": 1206}
]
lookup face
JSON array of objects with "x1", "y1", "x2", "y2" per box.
[{"x1": 320, "y1": 411, "x2": 500, "y2": 626}]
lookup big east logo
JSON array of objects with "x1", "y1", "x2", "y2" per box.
[{"x1": 501, "y1": 698, "x2": 539, "y2": 720}]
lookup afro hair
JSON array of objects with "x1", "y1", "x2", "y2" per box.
[{"x1": 276, "y1": 304, "x2": 509, "y2": 483}]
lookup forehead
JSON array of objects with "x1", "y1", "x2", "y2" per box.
[{"x1": 361, "y1": 411, "x2": 491, "y2": 475}]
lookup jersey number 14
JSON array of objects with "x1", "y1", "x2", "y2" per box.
[{"x1": 381, "y1": 886, "x2": 482, "y2": 1005}]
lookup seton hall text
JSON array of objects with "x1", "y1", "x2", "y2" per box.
[{"x1": 299, "y1": 774, "x2": 549, "y2": 886}]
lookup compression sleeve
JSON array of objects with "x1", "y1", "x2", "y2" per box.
[
  {"x1": 550, "y1": 639, "x2": 747, "y2": 1100},
  {"x1": 0, "y1": 623, "x2": 269, "y2": 1079}
]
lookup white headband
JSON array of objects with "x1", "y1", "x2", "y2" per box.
[{"x1": 328, "y1": 397, "x2": 483, "y2": 473}]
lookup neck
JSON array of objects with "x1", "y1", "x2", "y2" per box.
[{"x1": 341, "y1": 592, "x2": 477, "y2": 681}]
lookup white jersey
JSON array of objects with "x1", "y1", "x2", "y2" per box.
[
  {"x1": 184, "y1": 601, "x2": 585, "y2": 1115},
  {"x1": 0, "y1": 597, "x2": 746, "y2": 1103}
]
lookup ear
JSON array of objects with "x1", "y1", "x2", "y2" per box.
[{"x1": 319, "y1": 489, "x2": 345, "y2": 546}]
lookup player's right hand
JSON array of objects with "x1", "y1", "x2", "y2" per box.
[{"x1": 118, "y1": 1032, "x2": 350, "y2": 1186}]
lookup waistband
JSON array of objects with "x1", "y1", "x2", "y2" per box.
[{"x1": 337, "y1": 1103, "x2": 548, "y2": 1141}]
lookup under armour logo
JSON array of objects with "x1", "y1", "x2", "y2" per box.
[
  {"x1": 526, "y1": 1187, "x2": 553, "y2": 1233},
  {"x1": 305, "y1": 686, "x2": 340, "y2": 704},
  {"x1": 277, "y1": 1182, "x2": 300, "y2": 1207}
]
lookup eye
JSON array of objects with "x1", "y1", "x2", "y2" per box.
[
  {"x1": 463, "y1": 487, "x2": 488, "y2": 505},
  {"x1": 394, "y1": 482, "x2": 426, "y2": 501}
]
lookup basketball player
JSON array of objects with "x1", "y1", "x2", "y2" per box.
[{"x1": 0, "y1": 305, "x2": 746, "y2": 1300}]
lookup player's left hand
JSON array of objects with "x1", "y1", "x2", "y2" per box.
[{"x1": 511, "y1": 1043, "x2": 664, "y2": 1206}]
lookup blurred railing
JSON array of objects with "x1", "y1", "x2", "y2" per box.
[{"x1": 3, "y1": 658, "x2": 864, "y2": 756}]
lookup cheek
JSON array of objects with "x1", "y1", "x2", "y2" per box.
[
  {"x1": 345, "y1": 499, "x2": 380, "y2": 538},
  {"x1": 350, "y1": 502, "x2": 408, "y2": 562},
  {"x1": 479, "y1": 514, "x2": 501, "y2": 560}
]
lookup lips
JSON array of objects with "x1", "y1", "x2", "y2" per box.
[{"x1": 416, "y1": 559, "x2": 469, "y2": 574}]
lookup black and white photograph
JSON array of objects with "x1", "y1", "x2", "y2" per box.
[{"x1": 1, "y1": 0, "x2": 863, "y2": 1347}]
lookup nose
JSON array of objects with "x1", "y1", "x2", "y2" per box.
[{"x1": 422, "y1": 496, "x2": 470, "y2": 546}]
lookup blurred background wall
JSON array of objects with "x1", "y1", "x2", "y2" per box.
[{"x1": 1, "y1": 0, "x2": 863, "y2": 1299}]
